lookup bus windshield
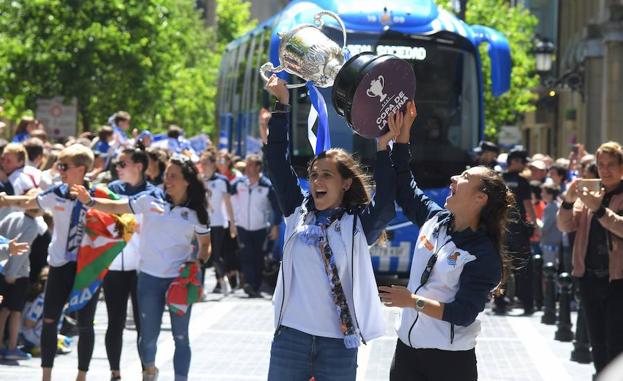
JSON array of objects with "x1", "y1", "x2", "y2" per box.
[{"x1": 288, "y1": 30, "x2": 479, "y2": 189}]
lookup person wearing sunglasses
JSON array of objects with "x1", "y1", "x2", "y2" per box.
[
  {"x1": 0, "y1": 144, "x2": 99, "y2": 381},
  {"x1": 379, "y1": 102, "x2": 514, "y2": 381},
  {"x1": 102, "y1": 148, "x2": 155, "y2": 381},
  {"x1": 70, "y1": 156, "x2": 210, "y2": 381}
]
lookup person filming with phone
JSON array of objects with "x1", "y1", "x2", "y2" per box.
[{"x1": 557, "y1": 141, "x2": 623, "y2": 378}]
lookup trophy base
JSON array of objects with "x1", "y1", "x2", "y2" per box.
[{"x1": 333, "y1": 52, "x2": 416, "y2": 139}]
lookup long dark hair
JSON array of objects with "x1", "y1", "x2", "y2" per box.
[
  {"x1": 308, "y1": 148, "x2": 371, "y2": 212},
  {"x1": 478, "y1": 167, "x2": 515, "y2": 296},
  {"x1": 122, "y1": 147, "x2": 149, "y2": 176},
  {"x1": 168, "y1": 156, "x2": 209, "y2": 226}
]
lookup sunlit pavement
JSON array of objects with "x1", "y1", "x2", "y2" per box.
[{"x1": 0, "y1": 273, "x2": 594, "y2": 381}]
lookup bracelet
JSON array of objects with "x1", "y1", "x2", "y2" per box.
[
  {"x1": 561, "y1": 201, "x2": 574, "y2": 210},
  {"x1": 594, "y1": 206, "x2": 606, "y2": 219},
  {"x1": 86, "y1": 197, "x2": 96, "y2": 207}
]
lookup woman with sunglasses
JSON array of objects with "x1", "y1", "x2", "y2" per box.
[
  {"x1": 103, "y1": 148, "x2": 155, "y2": 381},
  {"x1": 379, "y1": 103, "x2": 514, "y2": 381},
  {"x1": 0, "y1": 144, "x2": 99, "y2": 381},
  {"x1": 71, "y1": 155, "x2": 210, "y2": 381}
]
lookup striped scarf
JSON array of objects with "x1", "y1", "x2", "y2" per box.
[{"x1": 300, "y1": 207, "x2": 360, "y2": 348}]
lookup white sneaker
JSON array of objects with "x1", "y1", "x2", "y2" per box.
[
  {"x1": 220, "y1": 276, "x2": 232, "y2": 296},
  {"x1": 142, "y1": 368, "x2": 159, "y2": 381}
]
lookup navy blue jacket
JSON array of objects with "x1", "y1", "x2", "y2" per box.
[{"x1": 391, "y1": 143, "x2": 501, "y2": 326}]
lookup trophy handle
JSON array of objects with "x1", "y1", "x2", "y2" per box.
[
  {"x1": 314, "y1": 11, "x2": 347, "y2": 50},
  {"x1": 378, "y1": 75, "x2": 384, "y2": 87},
  {"x1": 259, "y1": 62, "x2": 307, "y2": 89}
]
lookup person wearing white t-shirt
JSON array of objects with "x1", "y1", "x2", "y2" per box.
[
  {"x1": 0, "y1": 143, "x2": 38, "y2": 196},
  {"x1": 71, "y1": 155, "x2": 210, "y2": 381},
  {"x1": 200, "y1": 150, "x2": 237, "y2": 295},
  {"x1": 0, "y1": 144, "x2": 98, "y2": 381}
]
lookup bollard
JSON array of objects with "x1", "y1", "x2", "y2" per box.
[
  {"x1": 533, "y1": 254, "x2": 543, "y2": 311},
  {"x1": 555, "y1": 272, "x2": 574, "y2": 341},
  {"x1": 570, "y1": 303, "x2": 592, "y2": 363},
  {"x1": 541, "y1": 262, "x2": 557, "y2": 325}
]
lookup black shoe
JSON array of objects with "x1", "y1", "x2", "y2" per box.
[
  {"x1": 212, "y1": 284, "x2": 222, "y2": 294},
  {"x1": 492, "y1": 306, "x2": 508, "y2": 315},
  {"x1": 522, "y1": 308, "x2": 535, "y2": 316},
  {"x1": 243, "y1": 284, "x2": 254, "y2": 297}
]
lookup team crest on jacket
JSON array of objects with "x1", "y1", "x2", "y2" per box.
[
  {"x1": 448, "y1": 252, "x2": 461, "y2": 266},
  {"x1": 419, "y1": 235, "x2": 434, "y2": 251},
  {"x1": 181, "y1": 210, "x2": 189, "y2": 220}
]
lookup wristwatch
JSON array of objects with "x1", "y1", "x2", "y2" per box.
[
  {"x1": 414, "y1": 297, "x2": 426, "y2": 312},
  {"x1": 272, "y1": 100, "x2": 290, "y2": 114}
]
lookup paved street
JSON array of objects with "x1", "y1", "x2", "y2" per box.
[{"x1": 0, "y1": 274, "x2": 594, "y2": 381}]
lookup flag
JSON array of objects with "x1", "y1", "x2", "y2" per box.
[
  {"x1": 166, "y1": 261, "x2": 203, "y2": 316},
  {"x1": 66, "y1": 188, "x2": 135, "y2": 313}
]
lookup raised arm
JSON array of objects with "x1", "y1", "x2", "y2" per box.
[
  {"x1": 261, "y1": 75, "x2": 304, "y2": 217},
  {"x1": 0, "y1": 192, "x2": 39, "y2": 210},
  {"x1": 358, "y1": 116, "x2": 400, "y2": 244},
  {"x1": 389, "y1": 102, "x2": 443, "y2": 227},
  {"x1": 70, "y1": 184, "x2": 132, "y2": 215}
]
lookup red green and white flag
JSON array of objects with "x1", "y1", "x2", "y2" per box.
[
  {"x1": 66, "y1": 188, "x2": 135, "y2": 312},
  {"x1": 167, "y1": 261, "x2": 203, "y2": 316}
]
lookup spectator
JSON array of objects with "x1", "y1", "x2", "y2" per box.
[
  {"x1": 557, "y1": 141, "x2": 623, "y2": 377},
  {"x1": 145, "y1": 147, "x2": 168, "y2": 188},
  {"x1": 549, "y1": 162, "x2": 569, "y2": 192},
  {"x1": 12, "y1": 117, "x2": 40, "y2": 143},
  {"x1": 473, "y1": 140, "x2": 500, "y2": 169},
  {"x1": 108, "y1": 111, "x2": 131, "y2": 144},
  {"x1": 494, "y1": 146, "x2": 537, "y2": 315},
  {"x1": 0, "y1": 188, "x2": 45, "y2": 361},
  {"x1": 541, "y1": 183, "x2": 563, "y2": 266}
]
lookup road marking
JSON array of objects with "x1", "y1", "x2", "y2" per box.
[{"x1": 506, "y1": 316, "x2": 573, "y2": 381}]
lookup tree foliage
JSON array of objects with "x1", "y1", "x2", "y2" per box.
[
  {"x1": 0, "y1": 0, "x2": 255, "y2": 137},
  {"x1": 437, "y1": 0, "x2": 539, "y2": 139}
]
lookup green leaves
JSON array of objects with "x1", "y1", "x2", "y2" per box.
[
  {"x1": 437, "y1": 0, "x2": 539, "y2": 139},
  {"x1": 0, "y1": 0, "x2": 256, "y2": 137}
]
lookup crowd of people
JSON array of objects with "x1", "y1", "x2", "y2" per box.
[
  {"x1": 0, "y1": 112, "x2": 282, "y2": 381},
  {"x1": 0, "y1": 88, "x2": 620, "y2": 381},
  {"x1": 473, "y1": 138, "x2": 623, "y2": 379}
]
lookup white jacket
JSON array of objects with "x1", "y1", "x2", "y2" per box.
[
  {"x1": 397, "y1": 218, "x2": 482, "y2": 351},
  {"x1": 273, "y1": 205, "x2": 385, "y2": 344}
]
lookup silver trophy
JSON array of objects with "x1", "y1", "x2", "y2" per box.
[
  {"x1": 259, "y1": 11, "x2": 347, "y2": 89},
  {"x1": 260, "y1": 10, "x2": 416, "y2": 139}
]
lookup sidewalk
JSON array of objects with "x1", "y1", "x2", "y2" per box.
[{"x1": 0, "y1": 283, "x2": 595, "y2": 380}]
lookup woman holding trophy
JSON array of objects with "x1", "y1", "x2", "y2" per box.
[
  {"x1": 379, "y1": 102, "x2": 514, "y2": 381},
  {"x1": 262, "y1": 75, "x2": 398, "y2": 380}
]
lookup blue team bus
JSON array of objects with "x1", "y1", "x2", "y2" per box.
[{"x1": 216, "y1": 0, "x2": 511, "y2": 279}]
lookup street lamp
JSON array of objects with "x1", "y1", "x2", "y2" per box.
[{"x1": 534, "y1": 37, "x2": 555, "y2": 73}]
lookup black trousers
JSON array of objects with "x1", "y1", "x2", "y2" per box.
[
  {"x1": 578, "y1": 276, "x2": 623, "y2": 374},
  {"x1": 41, "y1": 262, "x2": 101, "y2": 371},
  {"x1": 210, "y1": 226, "x2": 227, "y2": 279},
  {"x1": 103, "y1": 269, "x2": 141, "y2": 371},
  {"x1": 389, "y1": 339, "x2": 477, "y2": 381},
  {"x1": 237, "y1": 227, "x2": 269, "y2": 291}
]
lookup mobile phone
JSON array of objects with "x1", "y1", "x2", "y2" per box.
[{"x1": 578, "y1": 179, "x2": 601, "y2": 193}]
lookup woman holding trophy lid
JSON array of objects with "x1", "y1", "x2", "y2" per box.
[
  {"x1": 262, "y1": 74, "x2": 398, "y2": 380},
  {"x1": 379, "y1": 102, "x2": 514, "y2": 381}
]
